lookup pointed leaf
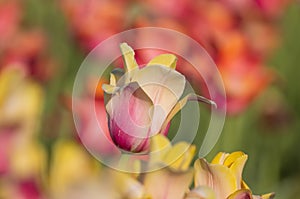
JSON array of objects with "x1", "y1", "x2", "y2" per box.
[{"x1": 160, "y1": 93, "x2": 216, "y2": 134}]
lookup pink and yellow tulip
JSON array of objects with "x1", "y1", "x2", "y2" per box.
[
  {"x1": 188, "y1": 151, "x2": 275, "y2": 199},
  {"x1": 103, "y1": 43, "x2": 215, "y2": 152}
]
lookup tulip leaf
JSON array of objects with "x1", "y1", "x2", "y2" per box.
[{"x1": 160, "y1": 93, "x2": 216, "y2": 134}]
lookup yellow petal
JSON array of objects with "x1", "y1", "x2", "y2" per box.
[
  {"x1": 261, "y1": 193, "x2": 275, "y2": 199},
  {"x1": 185, "y1": 186, "x2": 217, "y2": 199},
  {"x1": 229, "y1": 154, "x2": 248, "y2": 189},
  {"x1": 110, "y1": 73, "x2": 117, "y2": 86},
  {"x1": 211, "y1": 152, "x2": 229, "y2": 165},
  {"x1": 144, "y1": 167, "x2": 193, "y2": 199},
  {"x1": 241, "y1": 181, "x2": 250, "y2": 190},
  {"x1": 147, "y1": 54, "x2": 177, "y2": 69},
  {"x1": 194, "y1": 158, "x2": 238, "y2": 198},
  {"x1": 253, "y1": 193, "x2": 275, "y2": 199},
  {"x1": 227, "y1": 189, "x2": 252, "y2": 199},
  {"x1": 102, "y1": 84, "x2": 119, "y2": 94},
  {"x1": 150, "y1": 134, "x2": 172, "y2": 165},
  {"x1": 163, "y1": 142, "x2": 196, "y2": 171},
  {"x1": 109, "y1": 169, "x2": 145, "y2": 198},
  {"x1": 160, "y1": 94, "x2": 216, "y2": 134},
  {"x1": 224, "y1": 151, "x2": 245, "y2": 167},
  {"x1": 120, "y1": 43, "x2": 138, "y2": 72}
]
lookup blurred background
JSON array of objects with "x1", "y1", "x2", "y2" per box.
[{"x1": 0, "y1": 0, "x2": 299, "y2": 198}]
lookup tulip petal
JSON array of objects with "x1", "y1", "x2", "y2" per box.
[
  {"x1": 102, "y1": 84, "x2": 119, "y2": 94},
  {"x1": 163, "y1": 142, "x2": 196, "y2": 171},
  {"x1": 227, "y1": 189, "x2": 252, "y2": 199},
  {"x1": 160, "y1": 93, "x2": 216, "y2": 134},
  {"x1": 150, "y1": 134, "x2": 172, "y2": 166},
  {"x1": 253, "y1": 193, "x2": 275, "y2": 199},
  {"x1": 241, "y1": 181, "x2": 250, "y2": 190},
  {"x1": 261, "y1": 193, "x2": 275, "y2": 199},
  {"x1": 211, "y1": 152, "x2": 229, "y2": 165},
  {"x1": 194, "y1": 158, "x2": 238, "y2": 199},
  {"x1": 229, "y1": 154, "x2": 248, "y2": 189},
  {"x1": 144, "y1": 167, "x2": 193, "y2": 199},
  {"x1": 132, "y1": 65, "x2": 186, "y2": 135},
  {"x1": 106, "y1": 82, "x2": 154, "y2": 152},
  {"x1": 224, "y1": 151, "x2": 246, "y2": 167},
  {"x1": 147, "y1": 54, "x2": 177, "y2": 69},
  {"x1": 120, "y1": 43, "x2": 138, "y2": 72},
  {"x1": 110, "y1": 73, "x2": 117, "y2": 86},
  {"x1": 185, "y1": 186, "x2": 217, "y2": 199},
  {"x1": 109, "y1": 169, "x2": 145, "y2": 198}
]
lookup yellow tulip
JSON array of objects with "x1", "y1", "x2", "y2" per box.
[
  {"x1": 49, "y1": 140, "x2": 101, "y2": 197},
  {"x1": 192, "y1": 151, "x2": 275, "y2": 199},
  {"x1": 143, "y1": 134, "x2": 195, "y2": 199}
]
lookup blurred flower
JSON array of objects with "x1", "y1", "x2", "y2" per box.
[
  {"x1": 218, "y1": 55, "x2": 273, "y2": 114},
  {"x1": 1, "y1": 30, "x2": 55, "y2": 82},
  {"x1": 143, "y1": 134, "x2": 195, "y2": 199},
  {"x1": 188, "y1": 151, "x2": 275, "y2": 199},
  {"x1": 0, "y1": 66, "x2": 44, "y2": 137},
  {"x1": 49, "y1": 139, "x2": 100, "y2": 198},
  {"x1": 0, "y1": 0, "x2": 21, "y2": 51},
  {"x1": 61, "y1": 0, "x2": 291, "y2": 114},
  {"x1": 60, "y1": 0, "x2": 128, "y2": 51},
  {"x1": 103, "y1": 43, "x2": 215, "y2": 152},
  {"x1": 0, "y1": 66, "x2": 45, "y2": 198}
]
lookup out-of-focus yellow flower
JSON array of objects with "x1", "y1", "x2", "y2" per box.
[
  {"x1": 142, "y1": 134, "x2": 195, "y2": 199},
  {"x1": 103, "y1": 43, "x2": 215, "y2": 153},
  {"x1": 10, "y1": 140, "x2": 46, "y2": 180},
  {"x1": 189, "y1": 151, "x2": 275, "y2": 199},
  {"x1": 49, "y1": 139, "x2": 101, "y2": 198},
  {"x1": 0, "y1": 66, "x2": 44, "y2": 136}
]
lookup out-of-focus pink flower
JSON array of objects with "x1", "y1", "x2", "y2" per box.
[
  {"x1": 61, "y1": 0, "x2": 128, "y2": 51},
  {"x1": 66, "y1": 77, "x2": 119, "y2": 156},
  {"x1": 218, "y1": 55, "x2": 273, "y2": 114},
  {"x1": 139, "y1": 0, "x2": 192, "y2": 19},
  {"x1": 62, "y1": 0, "x2": 291, "y2": 115},
  {"x1": 1, "y1": 30, "x2": 55, "y2": 82},
  {"x1": 255, "y1": 0, "x2": 290, "y2": 17},
  {"x1": 0, "y1": 0, "x2": 21, "y2": 51}
]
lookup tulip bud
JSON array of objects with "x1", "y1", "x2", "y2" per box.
[{"x1": 103, "y1": 43, "x2": 216, "y2": 153}]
